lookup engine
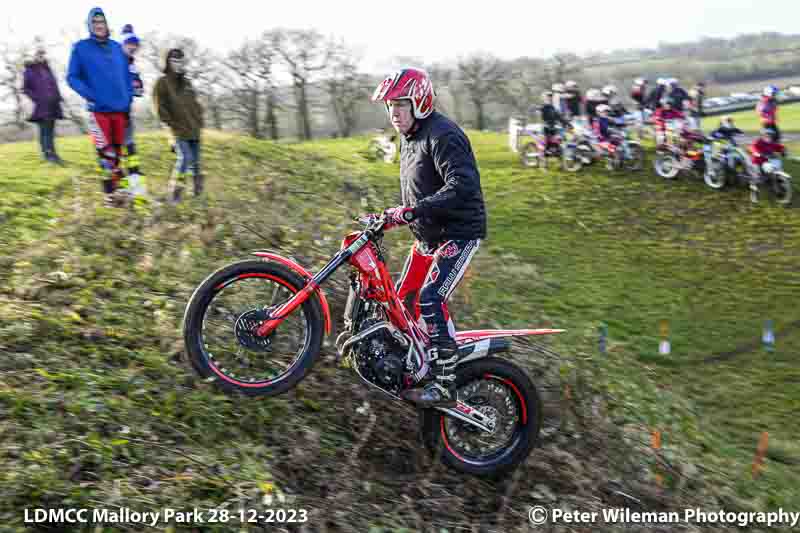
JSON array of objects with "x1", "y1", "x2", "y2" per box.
[{"x1": 353, "y1": 320, "x2": 408, "y2": 396}]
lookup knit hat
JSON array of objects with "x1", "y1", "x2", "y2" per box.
[{"x1": 120, "y1": 24, "x2": 140, "y2": 46}]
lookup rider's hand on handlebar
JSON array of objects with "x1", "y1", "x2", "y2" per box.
[{"x1": 383, "y1": 206, "x2": 416, "y2": 230}]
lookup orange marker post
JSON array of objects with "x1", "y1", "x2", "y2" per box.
[
  {"x1": 652, "y1": 429, "x2": 663, "y2": 487},
  {"x1": 752, "y1": 431, "x2": 769, "y2": 478}
]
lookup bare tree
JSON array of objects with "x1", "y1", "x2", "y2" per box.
[
  {"x1": 546, "y1": 52, "x2": 583, "y2": 87},
  {"x1": 457, "y1": 53, "x2": 505, "y2": 130},
  {"x1": 223, "y1": 34, "x2": 280, "y2": 139},
  {"x1": 496, "y1": 57, "x2": 547, "y2": 116},
  {"x1": 272, "y1": 29, "x2": 332, "y2": 140},
  {"x1": 0, "y1": 39, "x2": 32, "y2": 130},
  {"x1": 324, "y1": 41, "x2": 369, "y2": 137}
]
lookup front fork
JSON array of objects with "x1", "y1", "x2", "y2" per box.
[{"x1": 255, "y1": 249, "x2": 350, "y2": 337}]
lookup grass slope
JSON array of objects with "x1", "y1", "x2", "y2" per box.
[{"x1": 1, "y1": 130, "x2": 798, "y2": 532}]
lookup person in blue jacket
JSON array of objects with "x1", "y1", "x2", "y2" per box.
[{"x1": 67, "y1": 7, "x2": 133, "y2": 205}]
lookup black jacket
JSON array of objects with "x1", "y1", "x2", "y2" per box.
[
  {"x1": 401, "y1": 111, "x2": 487, "y2": 245},
  {"x1": 710, "y1": 126, "x2": 743, "y2": 143},
  {"x1": 540, "y1": 103, "x2": 565, "y2": 126},
  {"x1": 564, "y1": 90, "x2": 582, "y2": 116},
  {"x1": 668, "y1": 87, "x2": 690, "y2": 112},
  {"x1": 647, "y1": 86, "x2": 665, "y2": 109}
]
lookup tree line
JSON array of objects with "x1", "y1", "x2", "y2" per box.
[{"x1": 1, "y1": 30, "x2": 799, "y2": 141}]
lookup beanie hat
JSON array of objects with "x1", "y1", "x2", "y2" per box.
[{"x1": 120, "y1": 24, "x2": 140, "y2": 45}]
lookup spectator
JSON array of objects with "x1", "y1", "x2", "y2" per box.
[
  {"x1": 66, "y1": 7, "x2": 134, "y2": 206},
  {"x1": 153, "y1": 48, "x2": 205, "y2": 202},
  {"x1": 23, "y1": 46, "x2": 64, "y2": 164}
]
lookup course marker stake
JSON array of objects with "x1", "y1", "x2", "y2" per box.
[
  {"x1": 658, "y1": 320, "x2": 670, "y2": 355},
  {"x1": 762, "y1": 320, "x2": 775, "y2": 352},
  {"x1": 752, "y1": 431, "x2": 769, "y2": 478}
]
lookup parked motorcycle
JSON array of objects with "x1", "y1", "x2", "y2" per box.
[
  {"x1": 182, "y1": 214, "x2": 564, "y2": 477},
  {"x1": 750, "y1": 157, "x2": 793, "y2": 205},
  {"x1": 703, "y1": 136, "x2": 749, "y2": 190}
]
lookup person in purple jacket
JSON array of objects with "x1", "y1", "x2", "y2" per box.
[{"x1": 23, "y1": 46, "x2": 64, "y2": 164}]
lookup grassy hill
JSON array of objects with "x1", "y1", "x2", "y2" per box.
[{"x1": 1, "y1": 130, "x2": 799, "y2": 532}]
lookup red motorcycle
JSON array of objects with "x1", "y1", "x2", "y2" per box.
[{"x1": 182, "y1": 214, "x2": 563, "y2": 477}]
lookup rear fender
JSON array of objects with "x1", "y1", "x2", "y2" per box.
[
  {"x1": 455, "y1": 329, "x2": 565, "y2": 364},
  {"x1": 251, "y1": 251, "x2": 332, "y2": 336}
]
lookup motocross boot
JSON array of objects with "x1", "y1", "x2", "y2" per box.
[{"x1": 401, "y1": 337, "x2": 459, "y2": 408}]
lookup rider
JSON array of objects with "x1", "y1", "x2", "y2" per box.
[
  {"x1": 552, "y1": 83, "x2": 567, "y2": 116},
  {"x1": 748, "y1": 127, "x2": 786, "y2": 202},
  {"x1": 585, "y1": 88, "x2": 606, "y2": 127},
  {"x1": 371, "y1": 67, "x2": 487, "y2": 408},
  {"x1": 652, "y1": 98, "x2": 685, "y2": 146},
  {"x1": 667, "y1": 78, "x2": 690, "y2": 113},
  {"x1": 540, "y1": 90, "x2": 568, "y2": 153},
  {"x1": 563, "y1": 80, "x2": 582, "y2": 119},
  {"x1": 757, "y1": 85, "x2": 780, "y2": 142},
  {"x1": 603, "y1": 85, "x2": 627, "y2": 119},
  {"x1": 631, "y1": 78, "x2": 648, "y2": 119},
  {"x1": 710, "y1": 115, "x2": 743, "y2": 143},
  {"x1": 648, "y1": 78, "x2": 667, "y2": 111},
  {"x1": 593, "y1": 104, "x2": 619, "y2": 153}
]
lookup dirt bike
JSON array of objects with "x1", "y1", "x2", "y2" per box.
[
  {"x1": 653, "y1": 125, "x2": 710, "y2": 180},
  {"x1": 513, "y1": 122, "x2": 571, "y2": 170},
  {"x1": 182, "y1": 214, "x2": 563, "y2": 477},
  {"x1": 750, "y1": 157, "x2": 793, "y2": 205},
  {"x1": 703, "y1": 136, "x2": 750, "y2": 190},
  {"x1": 562, "y1": 119, "x2": 643, "y2": 172}
]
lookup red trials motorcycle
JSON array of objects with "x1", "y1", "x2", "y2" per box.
[{"x1": 183, "y1": 215, "x2": 564, "y2": 476}]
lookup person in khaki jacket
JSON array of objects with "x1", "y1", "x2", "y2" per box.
[{"x1": 153, "y1": 48, "x2": 204, "y2": 201}]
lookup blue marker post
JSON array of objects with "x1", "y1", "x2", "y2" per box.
[
  {"x1": 599, "y1": 323, "x2": 608, "y2": 355},
  {"x1": 762, "y1": 320, "x2": 775, "y2": 353}
]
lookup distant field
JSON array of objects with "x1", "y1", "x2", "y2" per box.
[{"x1": 712, "y1": 76, "x2": 800, "y2": 97}]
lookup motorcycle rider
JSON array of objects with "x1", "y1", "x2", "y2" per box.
[
  {"x1": 709, "y1": 116, "x2": 743, "y2": 143},
  {"x1": 593, "y1": 104, "x2": 619, "y2": 153},
  {"x1": 603, "y1": 85, "x2": 628, "y2": 119},
  {"x1": 371, "y1": 67, "x2": 487, "y2": 408},
  {"x1": 563, "y1": 80, "x2": 582, "y2": 119},
  {"x1": 748, "y1": 127, "x2": 786, "y2": 203},
  {"x1": 540, "y1": 90, "x2": 568, "y2": 154},
  {"x1": 667, "y1": 78, "x2": 690, "y2": 113},
  {"x1": 648, "y1": 78, "x2": 668, "y2": 111},
  {"x1": 653, "y1": 98, "x2": 685, "y2": 146},
  {"x1": 757, "y1": 85, "x2": 781, "y2": 142}
]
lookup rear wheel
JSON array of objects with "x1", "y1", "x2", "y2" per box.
[
  {"x1": 772, "y1": 172, "x2": 793, "y2": 205},
  {"x1": 182, "y1": 259, "x2": 325, "y2": 397},
  {"x1": 419, "y1": 357, "x2": 541, "y2": 478}
]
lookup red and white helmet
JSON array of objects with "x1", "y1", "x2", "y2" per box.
[{"x1": 371, "y1": 67, "x2": 435, "y2": 120}]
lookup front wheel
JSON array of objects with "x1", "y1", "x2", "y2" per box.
[
  {"x1": 772, "y1": 172, "x2": 793, "y2": 205},
  {"x1": 561, "y1": 145, "x2": 583, "y2": 172},
  {"x1": 419, "y1": 357, "x2": 541, "y2": 478},
  {"x1": 521, "y1": 142, "x2": 544, "y2": 168},
  {"x1": 654, "y1": 150, "x2": 680, "y2": 179},
  {"x1": 182, "y1": 259, "x2": 325, "y2": 397},
  {"x1": 704, "y1": 158, "x2": 727, "y2": 189}
]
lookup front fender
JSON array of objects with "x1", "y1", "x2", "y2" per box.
[{"x1": 251, "y1": 251, "x2": 332, "y2": 336}]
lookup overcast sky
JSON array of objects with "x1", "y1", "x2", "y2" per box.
[{"x1": 4, "y1": 0, "x2": 799, "y2": 72}]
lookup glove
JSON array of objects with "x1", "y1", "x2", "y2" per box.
[{"x1": 383, "y1": 206, "x2": 416, "y2": 230}]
